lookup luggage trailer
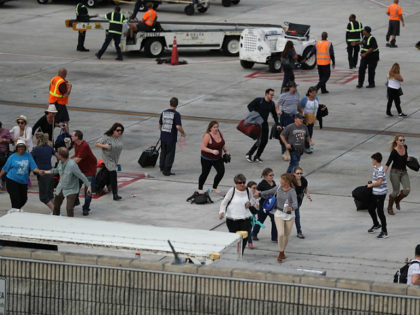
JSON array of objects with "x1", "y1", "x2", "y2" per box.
[{"x1": 65, "y1": 19, "x2": 282, "y2": 58}]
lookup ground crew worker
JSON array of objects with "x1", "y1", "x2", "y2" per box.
[
  {"x1": 75, "y1": 0, "x2": 98, "y2": 52},
  {"x1": 49, "y1": 68, "x2": 72, "y2": 133},
  {"x1": 386, "y1": 0, "x2": 404, "y2": 48},
  {"x1": 346, "y1": 14, "x2": 363, "y2": 69},
  {"x1": 305, "y1": 32, "x2": 335, "y2": 94},
  {"x1": 129, "y1": 2, "x2": 157, "y2": 39},
  {"x1": 95, "y1": 6, "x2": 127, "y2": 61},
  {"x1": 355, "y1": 26, "x2": 379, "y2": 89}
]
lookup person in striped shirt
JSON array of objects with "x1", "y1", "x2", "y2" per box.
[{"x1": 367, "y1": 152, "x2": 388, "y2": 239}]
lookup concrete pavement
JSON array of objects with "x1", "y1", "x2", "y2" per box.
[{"x1": 0, "y1": 0, "x2": 420, "y2": 283}]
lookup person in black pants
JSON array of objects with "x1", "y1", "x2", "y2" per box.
[
  {"x1": 281, "y1": 41, "x2": 298, "y2": 91},
  {"x1": 246, "y1": 89, "x2": 281, "y2": 163},
  {"x1": 159, "y1": 97, "x2": 186, "y2": 176},
  {"x1": 75, "y1": 0, "x2": 98, "y2": 52},
  {"x1": 198, "y1": 121, "x2": 227, "y2": 194},
  {"x1": 355, "y1": 26, "x2": 379, "y2": 88},
  {"x1": 346, "y1": 14, "x2": 363, "y2": 69},
  {"x1": 251, "y1": 168, "x2": 278, "y2": 242},
  {"x1": 96, "y1": 6, "x2": 126, "y2": 61}
]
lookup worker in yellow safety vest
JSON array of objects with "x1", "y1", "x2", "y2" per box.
[
  {"x1": 386, "y1": 0, "x2": 405, "y2": 48},
  {"x1": 304, "y1": 32, "x2": 335, "y2": 94},
  {"x1": 49, "y1": 68, "x2": 72, "y2": 133},
  {"x1": 95, "y1": 6, "x2": 127, "y2": 61},
  {"x1": 353, "y1": 26, "x2": 379, "y2": 89},
  {"x1": 346, "y1": 14, "x2": 363, "y2": 69}
]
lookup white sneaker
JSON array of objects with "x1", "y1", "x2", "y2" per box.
[
  {"x1": 7, "y1": 208, "x2": 20, "y2": 214},
  {"x1": 246, "y1": 155, "x2": 253, "y2": 163}
]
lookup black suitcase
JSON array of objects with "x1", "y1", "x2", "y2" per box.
[{"x1": 138, "y1": 139, "x2": 160, "y2": 167}]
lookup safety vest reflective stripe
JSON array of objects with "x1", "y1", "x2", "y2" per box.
[
  {"x1": 316, "y1": 41, "x2": 331, "y2": 65},
  {"x1": 347, "y1": 21, "x2": 363, "y2": 42},
  {"x1": 108, "y1": 12, "x2": 124, "y2": 35},
  {"x1": 361, "y1": 36, "x2": 379, "y2": 52},
  {"x1": 110, "y1": 12, "x2": 123, "y2": 24},
  {"x1": 49, "y1": 78, "x2": 65, "y2": 98},
  {"x1": 75, "y1": 4, "x2": 86, "y2": 15}
]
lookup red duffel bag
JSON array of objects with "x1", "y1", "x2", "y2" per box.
[{"x1": 236, "y1": 120, "x2": 261, "y2": 140}]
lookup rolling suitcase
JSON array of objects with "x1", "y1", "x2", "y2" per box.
[{"x1": 138, "y1": 139, "x2": 161, "y2": 167}]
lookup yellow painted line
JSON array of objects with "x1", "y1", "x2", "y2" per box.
[{"x1": 1, "y1": 100, "x2": 420, "y2": 138}]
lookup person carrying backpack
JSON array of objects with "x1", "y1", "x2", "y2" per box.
[{"x1": 407, "y1": 244, "x2": 420, "y2": 286}]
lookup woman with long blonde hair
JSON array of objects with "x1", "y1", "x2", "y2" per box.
[
  {"x1": 384, "y1": 135, "x2": 410, "y2": 215},
  {"x1": 386, "y1": 63, "x2": 406, "y2": 117}
]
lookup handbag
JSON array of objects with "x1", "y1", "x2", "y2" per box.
[
  {"x1": 304, "y1": 113, "x2": 316, "y2": 125},
  {"x1": 397, "y1": 88, "x2": 403, "y2": 96},
  {"x1": 407, "y1": 157, "x2": 419, "y2": 172},
  {"x1": 237, "y1": 119, "x2": 261, "y2": 140}
]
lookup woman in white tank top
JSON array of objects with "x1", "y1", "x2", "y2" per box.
[{"x1": 386, "y1": 63, "x2": 406, "y2": 117}]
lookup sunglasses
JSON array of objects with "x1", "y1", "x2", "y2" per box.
[
  {"x1": 115, "y1": 129, "x2": 123, "y2": 133},
  {"x1": 268, "y1": 174, "x2": 274, "y2": 177},
  {"x1": 295, "y1": 172, "x2": 303, "y2": 175},
  {"x1": 236, "y1": 181, "x2": 246, "y2": 185},
  {"x1": 399, "y1": 139, "x2": 405, "y2": 142},
  {"x1": 17, "y1": 121, "x2": 25, "y2": 125}
]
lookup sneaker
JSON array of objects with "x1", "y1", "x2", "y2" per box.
[
  {"x1": 366, "y1": 85, "x2": 375, "y2": 88},
  {"x1": 304, "y1": 148, "x2": 313, "y2": 154},
  {"x1": 398, "y1": 113, "x2": 407, "y2": 117},
  {"x1": 386, "y1": 112, "x2": 393, "y2": 117},
  {"x1": 252, "y1": 235, "x2": 259, "y2": 241},
  {"x1": 356, "y1": 85, "x2": 363, "y2": 88},
  {"x1": 297, "y1": 233, "x2": 305, "y2": 239},
  {"x1": 368, "y1": 225, "x2": 381, "y2": 233},
  {"x1": 377, "y1": 231, "x2": 389, "y2": 239},
  {"x1": 246, "y1": 155, "x2": 253, "y2": 163},
  {"x1": 248, "y1": 243, "x2": 254, "y2": 249},
  {"x1": 253, "y1": 157, "x2": 263, "y2": 163}
]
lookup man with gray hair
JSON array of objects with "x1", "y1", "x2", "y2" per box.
[{"x1": 41, "y1": 147, "x2": 91, "y2": 217}]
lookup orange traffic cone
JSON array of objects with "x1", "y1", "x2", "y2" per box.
[{"x1": 170, "y1": 36, "x2": 179, "y2": 65}]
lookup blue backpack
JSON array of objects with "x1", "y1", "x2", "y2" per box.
[{"x1": 263, "y1": 195, "x2": 277, "y2": 213}]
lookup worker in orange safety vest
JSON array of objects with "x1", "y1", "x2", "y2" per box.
[
  {"x1": 386, "y1": 0, "x2": 405, "y2": 48},
  {"x1": 304, "y1": 32, "x2": 335, "y2": 94},
  {"x1": 49, "y1": 68, "x2": 72, "y2": 133},
  {"x1": 129, "y1": 2, "x2": 158, "y2": 39}
]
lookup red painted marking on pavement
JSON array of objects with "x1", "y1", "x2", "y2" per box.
[
  {"x1": 27, "y1": 172, "x2": 146, "y2": 199},
  {"x1": 245, "y1": 69, "x2": 358, "y2": 85}
]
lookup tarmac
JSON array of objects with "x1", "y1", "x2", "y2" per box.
[{"x1": 0, "y1": 0, "x2": 420, "y2": 283}]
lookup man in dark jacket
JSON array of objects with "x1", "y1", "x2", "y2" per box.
[
  {"x1": 246, "y1": 89, "x2": 281, "y2": 163},
  {"x1": 32, "y1": 104, "x2": 58, "y2": 141},
  {"x1": 75, "y1": 0, "x2": 98, "y2": 52}
]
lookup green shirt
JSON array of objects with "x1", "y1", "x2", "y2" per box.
[{"x1": 51, "y1": 159, "x2": 90, "y2": 197}]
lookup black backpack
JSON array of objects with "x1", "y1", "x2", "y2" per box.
[
  {"x1": 394, "y1": 261, "x2": 420, "y2": 284},
  {"x1": 186, "y1": 191, "x2": 213, "y2": 204}
]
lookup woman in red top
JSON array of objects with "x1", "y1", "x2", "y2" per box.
[{"x1": 198, "y1": 121, "x2": 228, "y2": 194}]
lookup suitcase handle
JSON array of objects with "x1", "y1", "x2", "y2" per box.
[{"x1": 155, "y1": 138, "x2": 161, "y2": 151}]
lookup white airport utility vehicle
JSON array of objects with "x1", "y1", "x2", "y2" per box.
[
  {"x1": 65, "y1": 19, "x2": 282, "y2": 58},
  {"x1": 114, "y1": 0, "x2": 210, "y2": 16},
  {"x1": 239, "y1": 22, "x2": 316, "y2": 72}
]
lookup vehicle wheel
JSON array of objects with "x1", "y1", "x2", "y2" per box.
[
  {"x1": 301, "y1": 45, "x2": 316, "y2": 69},
  {"x1": 37, "y1": 0, "x2": 49, "y2": 4},
  {"x1": 222, "y1": 36, "x2": 240, "y2": 56},
  {"x1": 197, "y1": 5, "x2": 208, "y2": 13},
  {"x1": 145, "y1": 38, "x2": 164, "y2": 57},
  {"x1": 184, "y1": 4, "x2": 194, "y2": 15},
  {"x1": 240, "y1": 60, "x2": 254, "y2": 69},
  {"x1": 139, "y1": 3, "x2": 147, "y2": 12},
  {"x1": 86, "y1": 0, "x2": 96, "y2": 8},
  {"x1": 268, "y1": 55, "x2": 282, "y2": 73},
  {"x1": 222, "y1": 0, "x2": 231, "y2": 7},
  {"x1": 153, "y1": 3, "x2": 160, "y2": 9},
  {"x1": 232, "y1": 0, "x2": 240, "y2": 4}
]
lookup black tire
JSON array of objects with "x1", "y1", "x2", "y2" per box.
[
  {"x1": 139, "y1": 3, "x2": 147, "y2": 12},
  {"x1": 222, "y1": 0, "x2": 231, "y2": 7},
  {"x1": 184, "y1": 4, "x2": 194, "y2": 15},
  {"x1": 144, "y1": 38, "x2": 165, "y2": 57},
  {"x1": 222, "y1": 36, "x2": 240, "y2": 56},
  {"x1": 240, "y1": 60, "x2": 254, "y2": 69},
  {"x1": 153, "y1": 3, "x2": 159, "y2": 9},
  {"x1": 37, "y1": 0, "x2": 48, "y2": 4},
  {"x1": 268, "y1": 55, "x2": 282, "y2": 73},
  {"x1": 86, "y1": 0, "x2": 96, "y2": 8},
  {"x1": 301, "y1": 45, "x2": 316, "y2": 70},
  {"x1": 232, "y1": 0, "x2": 240, "y2": 4}
]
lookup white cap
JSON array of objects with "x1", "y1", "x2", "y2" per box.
[
  {"x1": 16, "y1": 139, "x2": 27, "y2": 147},
  {"x1": 46, "y1": 104, "x2": 58, "y2": 113}
]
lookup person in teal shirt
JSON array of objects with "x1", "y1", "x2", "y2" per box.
[{"x1": 0, "y1": 140, "x2": 41, "y2": 211}]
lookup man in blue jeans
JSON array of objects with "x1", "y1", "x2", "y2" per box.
[{"x1": 280, "y1": 113, "x2": 314, "y2": 173}]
